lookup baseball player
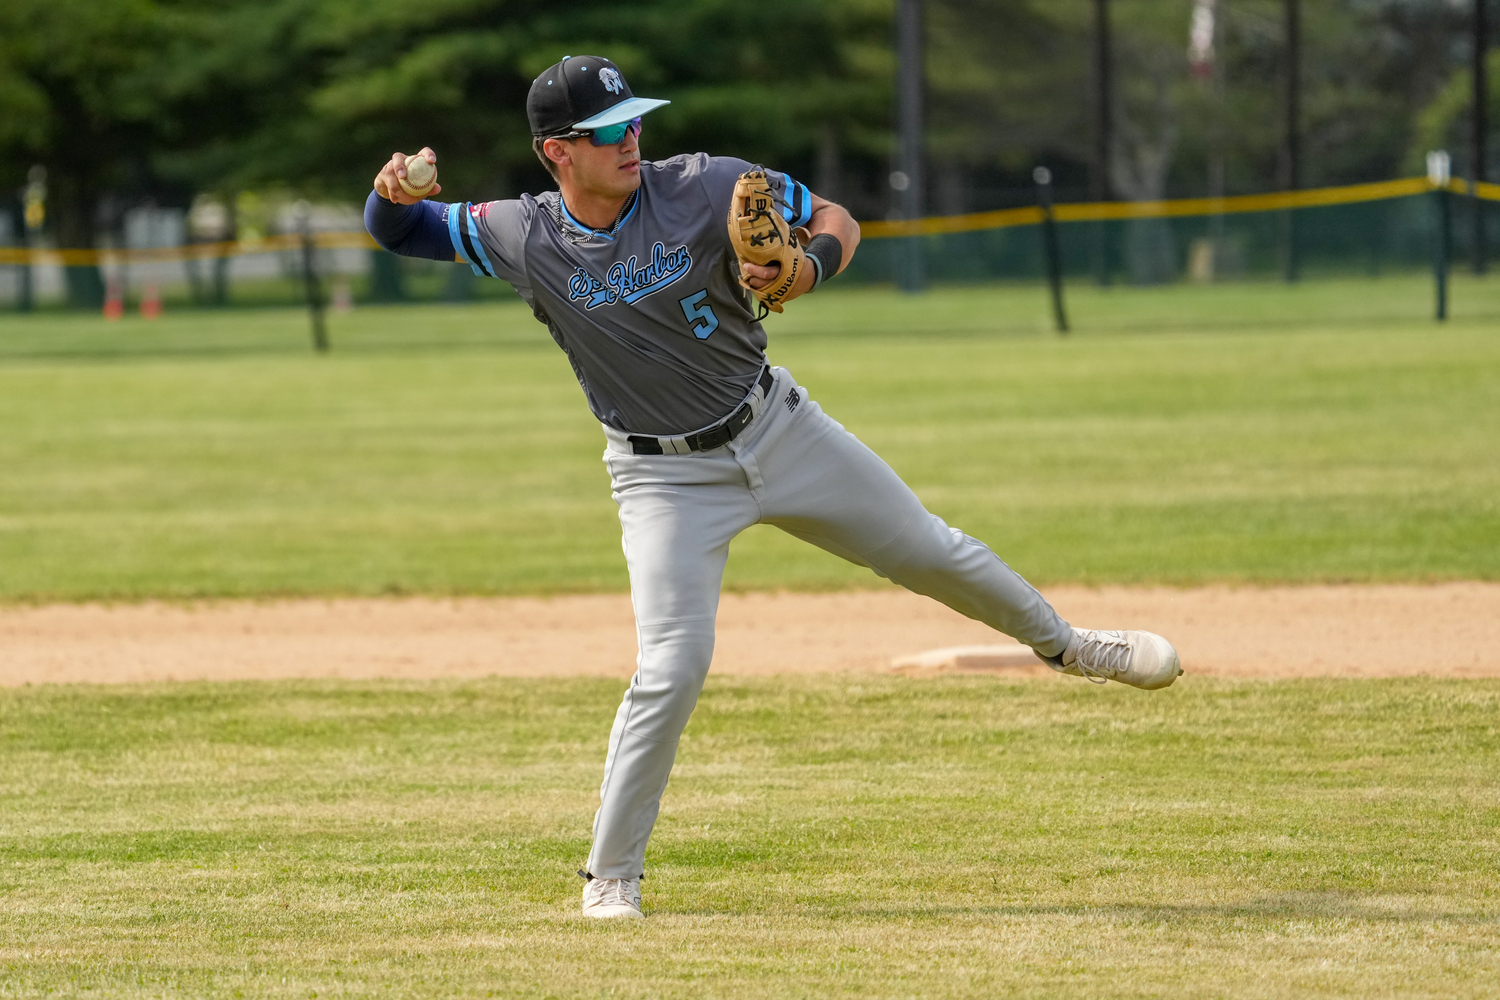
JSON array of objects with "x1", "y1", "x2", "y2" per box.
[{"x1": 365, "y1": 55, "x2": 1182, "y2": 920}]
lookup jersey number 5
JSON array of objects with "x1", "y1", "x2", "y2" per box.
[{"x1": 678, "y1": 289, "x2": 719, "y2": 340}]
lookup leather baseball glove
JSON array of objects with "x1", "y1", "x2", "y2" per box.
[{"x1": 727, "y1": 167, "x2": 809, "y2": 315}]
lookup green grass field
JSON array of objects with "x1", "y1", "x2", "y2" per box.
[
  {"x1": 1, "y1": 275, "x2": 1498, "y2": 600},
  {"x1": 2, "y1": 675, "x2": 1497, "y2": 998},
  {"x1": 3, "y1": 277, "x2": 1499, "y2": 997}
]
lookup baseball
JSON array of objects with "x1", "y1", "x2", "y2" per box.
[{"x1": 399, "y1": 154, "x2": 436, "y2": 198}]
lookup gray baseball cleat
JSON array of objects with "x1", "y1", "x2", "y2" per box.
[
  {"x1": 1038, "y1": 629, "x2": 1182, "y2": 690},
  {"x1": 580, "y1": 874, "x2": 644, "y2": 919}
]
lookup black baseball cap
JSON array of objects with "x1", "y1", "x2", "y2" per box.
[{"x1": 527, "y1": 55, "x2": 670, "y2": 137}]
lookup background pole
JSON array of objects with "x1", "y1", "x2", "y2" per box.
[
  {"x1": 1436, "y1": 187, "x2": 1451, "y2": 321},
  {"x1": 1430, "y1": 150, "x2": 1453, "y2": 321},
  {"x1": 1091, "y1": 0, "x2": 1113, "y2": 287},
  {"x1": 298, "y1": 209, "x2": 328, "y2": 353},
  {"x1": 15, "y1": 194, "x2": 34, "y2": 313},
  {"x1": 1035, "y1": 167, "x2": 1069, "y2": 335},
  {"x1": 1281, "y1": 0, "x2": 1301, "y2": 283},
  {"x1": 895, "y1": 0, "x2": 925, "y2": 293},
  {"x1": 1473, "y1": 0, "x2": 1489, "y2": 276}
]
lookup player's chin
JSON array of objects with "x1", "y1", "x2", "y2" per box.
[{"x1": 614, "y1": 169, "x2": 642, "y2": 195}]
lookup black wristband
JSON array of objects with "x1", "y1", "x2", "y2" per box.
[{"x1": 805, "y1": 234, "x2": 843, "y2": 289}]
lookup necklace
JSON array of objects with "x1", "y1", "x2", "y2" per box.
[
  {"x1": 558, "y1": 190, "x2": 637, "y2": 239},
  {"x1": 607, "y1": 191, "x2": 636, "y2": 233}
]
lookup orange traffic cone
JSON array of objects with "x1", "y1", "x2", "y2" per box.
[
  {"x1": 103, "y1": 281, "x2": 124, "y2": 320},
  {"x1": 141, "y1": 283, "x2": 161, "y2": 319}
]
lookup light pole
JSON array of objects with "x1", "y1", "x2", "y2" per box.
[
  {"x1": 894, "y1": 0, "x2": 925, "y2": 293},
  {"x1": 1473, "y1": 0, "x2": 1489, "y2": 275},
  {"x1": 1280, "y1": 0, "x2": 1301, "y2": 283},
  {"x1": 1091, "y1": 0, "x2": 1113, "y2": 286}
]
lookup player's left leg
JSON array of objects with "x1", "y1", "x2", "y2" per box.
[{"x1": 737, "y1": 369, "x2": 1180, "y2": 689}]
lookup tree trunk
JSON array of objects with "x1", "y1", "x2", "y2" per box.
[
  {"x1": 816, "y1": 122, "x2": 841, "y2": 203},
  {"x1": 51, "y1": 170, "x2": 105, "y2": 310}
]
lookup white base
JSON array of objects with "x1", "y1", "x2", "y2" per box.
[{"x1": 890, "y1": 644, "x2": 1047, "y2": 674}]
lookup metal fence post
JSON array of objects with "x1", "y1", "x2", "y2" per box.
[
  {"x1": 894, "y1": 0, "x2": 925, "y2": 293},
  {"x1": 1473, "y1": 0, "x2": 1489, "y2": 276},
  {"x1": 1035, "y1": 167, "x2": 1069, "y2": 334},
  {"x1": 298, "y1": 204, "x2": 329, "y2": 352},
  {"x1": 1429, "y1": 151, "x2": 1451, "y2": 322}
]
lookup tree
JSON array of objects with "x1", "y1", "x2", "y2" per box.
[
  {"x1": 153, "y1": 0, "x2": 891, "y2": 207},
  {"x1": 0, "y1": 0, "x2": 172, "y2": 307}
]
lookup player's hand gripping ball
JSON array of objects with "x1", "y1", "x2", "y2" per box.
[
  {"x1": 399, "y1": 153, "x2": 437, "y2": 198},
  {"x1": 728, "y1": 167, "x2": 809, "y2": 315}
]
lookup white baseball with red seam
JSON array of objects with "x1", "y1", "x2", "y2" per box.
[{"x1": 399, "y1": 154, "x2": 437, "y2": 198}]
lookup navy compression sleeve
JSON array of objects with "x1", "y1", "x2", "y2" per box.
[{"x1": 363, "y1": 190, "x2": 454, "y2": 261}]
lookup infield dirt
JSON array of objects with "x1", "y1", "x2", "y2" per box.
[{"x1": 2, "y1": 583, "x2": 1495, "y2": 686}]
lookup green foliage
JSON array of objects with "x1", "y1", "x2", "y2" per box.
[
  {"x1": 0, "y1": 278, "x2": 1497, "y2": 601},
  {"x1": 1409, "y1": 50, "x2": 1500, "y2": 176},
  {"x1": 0, "y1": 0, "x2": 168, "y2": 187},
  {"x1": 1, "y1": 0, "x2": 1486, "y2": 242},
  {"x1": 150, "y1": 0, "x2": 892, "y2": 201},
  {"x1": 1, "y1": 675, "x2": 1498, "y2": 997}
]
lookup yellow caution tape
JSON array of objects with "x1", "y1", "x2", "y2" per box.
[
  {"x1": 0, "y1": 232, "x2": 378, "y2": 267},
  {"x1": 860, "y1": 175, "x2": 1495, "y2": 240},
  {"x1": 1, "y1": 175, "x2": 1493, "y2": 260},
  {"x1": 859, "y1": 205, "x2": 1045, "y2": 239},
  {"x1": 1469, "y1": 179, "x2": 1500, "y2": 201}
]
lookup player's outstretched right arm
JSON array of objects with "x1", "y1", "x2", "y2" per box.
[{"x1": 365, "y1": 148, "x2": 456, "y2": 262}]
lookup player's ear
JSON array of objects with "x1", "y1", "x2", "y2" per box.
[{"x1": 544, "y1": 138, "x2": 574, "y2": 171}]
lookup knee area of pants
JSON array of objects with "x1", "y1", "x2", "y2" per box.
[
  {"x1": 865, "y1": 535, "x2": 961, "y2": 580},
  {"x1": 878, "y1": 521, "x2": 991, "y2": 574},
  {"x1": 620, "y1": 681, "x2": 703, "y2": 735},
  {"x1": 636, "y1": 617, "x2": 716, "y2": 642}
]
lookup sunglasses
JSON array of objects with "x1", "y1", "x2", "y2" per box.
[{"x1": 547, "y1": 117, "x2": 642, "y2": 147}]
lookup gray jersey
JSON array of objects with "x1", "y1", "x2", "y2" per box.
[{"x1": 443, "y1": 154, "x2": 811, "y2": 435}]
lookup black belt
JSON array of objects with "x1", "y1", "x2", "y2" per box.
[{"x1": 627, "y1": 366, "x2": 775, "y2": 456}]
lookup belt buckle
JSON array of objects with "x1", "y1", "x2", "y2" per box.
[{"x1": 691, "y1": 424, "x2": 731, "y2": 452}]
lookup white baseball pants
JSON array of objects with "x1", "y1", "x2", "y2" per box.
[{"x1": 584, "y1": 367, "x2": 1072, "y2": 879}]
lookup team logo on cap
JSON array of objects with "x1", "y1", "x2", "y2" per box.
[{"x1": 599, "y1": 67, "x2": 624, "y2": 95}]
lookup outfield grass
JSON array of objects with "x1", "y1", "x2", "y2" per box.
[
  {"x1": 1, "y1": 275, "x2": 1497, "y2": 600},
  {"x1": 1, "y1": 675, "x2": 1496, "y2": 998}
]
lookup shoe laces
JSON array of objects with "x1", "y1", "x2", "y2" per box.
[
  {"x1": 588, "y1": 877, "x2": 638, "y2": 908},
  {"x1": 1067, "y1": 630, "x2": 1133, "y2": 685}
]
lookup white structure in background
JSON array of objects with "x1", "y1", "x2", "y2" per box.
[
  {"x1": 1188, "y1": 0, "x2": 1216, "y2": 79},
  {"x1": 274, "y1": 200, "x2": 368, "y2": 284},
  {"x1": 1, "y1": 166, "x2": 70, "y2": 305},
  {"x1": 2, "y1": 197, "x2": 373, "y2": 308},
  {"x1": 110, "y1": 206, "x2": 188, "y2": 296},
  {"x1": 1427, "y1": 149, "x2": 1452, "y2": 186},
  {"x1": 0, "y1": 210, "x2": 18, "y2": 304}
]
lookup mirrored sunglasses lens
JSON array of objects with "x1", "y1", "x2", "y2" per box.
[
  {"x1": 589, "y1": 124, "x2": 625, "y2": 146},
  {"x1": 589, "y1": 118, "x2": 642, "y2": 146}
]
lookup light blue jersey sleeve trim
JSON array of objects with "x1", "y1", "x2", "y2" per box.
[
  {"x1": 777, "y1": 178, "x2": 813, "y2": 229},
  {"x1": 466, "y1": 211, "x2": 498, "y2": 278},
  {"x1": 446, "y1": 204, "x2": 472, "y2": 266},
  {"x1": 445, "y1": 202, "x2": 493, "y2": 277}
]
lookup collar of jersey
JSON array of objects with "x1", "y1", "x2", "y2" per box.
[{"x1": 558, "y1": 189, "x2": 639, "y2": 241}]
